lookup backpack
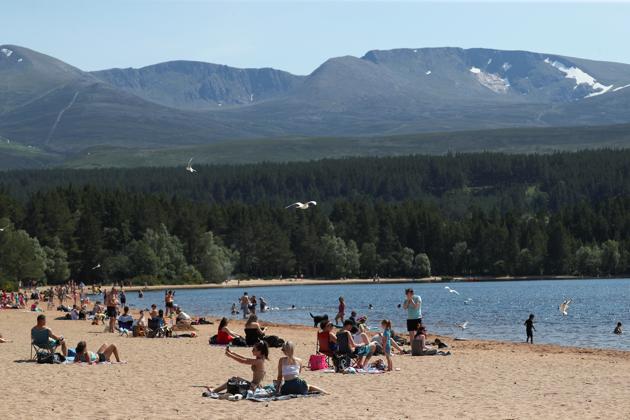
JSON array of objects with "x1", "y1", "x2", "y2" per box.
[
  {"x1": 332, "y1": 353, "x2": 351, "y2": 373},
  {"x1": 37, "y1": 352, "x2": 65, "y2": 364},
  {"x1": 264, "y1": 335, "x2": 284, "y2": 348},
  {"x1": 231, "y1": 337, "x2": 247, "y2": 347}
]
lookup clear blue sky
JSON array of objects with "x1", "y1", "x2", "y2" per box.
[{"x1": 2, "y1": 1, "x2": 630, "y2": 75}]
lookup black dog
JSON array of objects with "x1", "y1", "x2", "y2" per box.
[{"x1": 310, "y1": 313, "x2": 329, "y2": 328}]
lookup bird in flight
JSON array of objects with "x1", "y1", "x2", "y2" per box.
[
  {"x1": 186, "y1": 158, "x2": 197, "y2": 173},
  {"x1": 92, "y1": 264, "x2": 101, "y2": 270},
  {"x1": 455, "y1": 321, "x2": 468, "y2": 330},
  {"x1": 559, "y1": 299, "x2": 572, "y2": 316},
  {"x1": 444, "y1": 286, "x2": 460, "y2": 295},
  {"x1": 285, "y1": 201, "x2": 317, "y2": 209}
]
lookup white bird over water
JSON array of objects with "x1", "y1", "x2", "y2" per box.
[
  {"x1": 285, "y1": 201, "x2": 317, "y2": 209},
  {"x1": 444, "y1": 286, "x2": 460, "y2": 295},
  {"x1": 92, "y1": 264, "x2": 101, "y2": 270},
  {"x1": 456, "y1": 321, "x2": 469, "y2": 330},
  {"x1": 559, "y1": 299, "x2": 572, "y2": 316},
  {"x1": 186, "y1": 158, "x2": 197, "y2": 173}
]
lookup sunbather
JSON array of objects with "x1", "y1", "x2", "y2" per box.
[
  {"x1": 216, "y1": 317, "x2": 242, "y2": 345},
  {"x1": 205, "y1": 341, "x2": 269, "y2": 396},
  {"x1": 276, "y1": 341, "x2": 327, "y2": 395},
  {"x1": 73, "y1": 340, "x2": 123, "y2": 364}
]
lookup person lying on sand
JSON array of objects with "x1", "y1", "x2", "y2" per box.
[
  {"x1": 205, "y1": 341, "x2": 269, "y2": 397},
  {"x1": 73, "y1": 340, "x2": 123, "y2": 364},
  {"x1": 275, "y1": 341, "x2": 327, "y2": 395}
]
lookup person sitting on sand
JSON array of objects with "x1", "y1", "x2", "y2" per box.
[
  {"x1": 244, "y1": 315, "x2": 267, "y2": 345},
  {"x1": 91, "y1": 301, "x2": 106, "y2": 324},
  {"x1": 31, "y1": 314, "x2": 68, "y2": 356},
  {"x1": 205, "y1": 341, "x2": 269, "y2": 397},
  {"x1": 70, "y1": 304, "x2": 80, "y2": 320},
  {"x1": 149, "y1": 304, "x2": 159, "y2": 319},
  {"x1": 216, "y1": 317, "x2": 243, "y2": 345},
  {"x1": 275, "y1": 341, "x2": 327, "y2": 395},
  {"x1": 73, "y1": 340, "x2": 123, "y2": 364},
  {"x1": 351, "y1": 323, "x2": 370, "y2": 346},
  {"x1": 175, "y1": 307, "x2": 192, "y2": 326},
  {"x1": 614, "y1": 322, "x2": 623, "y2": 335},
  {"x1": 337, "y1": 320, "x2": 376, "y2": 368}
]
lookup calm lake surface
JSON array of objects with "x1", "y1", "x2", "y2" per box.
[{"x1": 125, "y1": 278, "x2": 630, "y2": 351}]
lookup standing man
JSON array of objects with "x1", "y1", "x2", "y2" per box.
[
  {"x1": 105, "y1": 287, "x2": 119, "y2": 333},
  {"x1": 403, "y1": 288, "x2": 422, "y2": 345},
  {"x1": 240, "y1": 292, "x2": 250, "y2": 319}
]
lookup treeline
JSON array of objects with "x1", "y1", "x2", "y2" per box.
[{"x1": 2, "y1": 149, "x2": 630, "y2": 289}]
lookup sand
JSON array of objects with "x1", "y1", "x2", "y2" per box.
[{"x1": 1, "y1": 307, "x2": 629, "y2": 420}]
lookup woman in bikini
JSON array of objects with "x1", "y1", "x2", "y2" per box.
[
  {"x1": 73, "y1": 340, "x2": 123, "y2": 364},
  {"x1": 205, "y1": 341, "x2": 269, "y2": 396}
]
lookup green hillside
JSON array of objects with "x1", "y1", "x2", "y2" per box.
[{"x1": 61, "y1": 123, "x2": 630, "y2": 169}]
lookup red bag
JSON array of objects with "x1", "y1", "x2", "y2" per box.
[{"x1": 309, "y1": 354, "x2": 328, "y2": 370}]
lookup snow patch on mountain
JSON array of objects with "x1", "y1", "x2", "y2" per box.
[
  {"x1": 1, "y1": 48, "x2": 14, "y2": 57},
  {"x1": 502, "y1": 62, "x2": 512, "y2": 71},
  {"x1": 613, "y1": 84, "x2": 630, "y2": 92},
  {"x1": 470, "y1": 67, "x2": 509, "y2": 93},
  {"x1": 544, "y1": 57, "x2": 613, "y2": 98}
]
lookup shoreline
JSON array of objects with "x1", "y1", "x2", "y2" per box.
[{"x1": 113, "y1": 274, "x2": 623, "y2": 293}]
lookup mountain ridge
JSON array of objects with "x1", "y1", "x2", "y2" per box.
[{"x1": 1, "y1": 44, "x2": 630, "y2": 162}]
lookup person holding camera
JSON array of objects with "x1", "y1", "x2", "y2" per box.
[{"x1": 204, "y1": 341, "x2": 269, "y2": 398}]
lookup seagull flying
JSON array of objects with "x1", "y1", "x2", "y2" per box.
[
  {"x1": 444, "y1": 286, "x2": 460, "y2": 295},
  {"x1": 559, "y1": 299, "x2": 572, "y2": 316},
  {"x1": 455, "y1": 321, "x2": 468, "y2": 330},
  {"x1": 285, "y1": 201, "x2": 317, "y2": 210},
  {"x1": 92, "y1": 264, "x2": 101, "y2": 270},
  {"x1": 186, "y1": 158, "x2": 197, "y2": 173}
]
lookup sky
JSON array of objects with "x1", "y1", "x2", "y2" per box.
[{"x1": 2, "y1": 1, "x2": 630, "y2": 75}]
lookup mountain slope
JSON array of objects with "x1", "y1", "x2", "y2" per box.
[
  {"x1": 91, "y1": 61, "x2": 303, "y2": 110},
  {"x1": 1, "y1": 44, "x2": 630, "y2": 158}
]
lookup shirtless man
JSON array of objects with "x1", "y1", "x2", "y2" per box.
[{"x1": 105, "y1": 287, "x2": 119, "y2": 333}]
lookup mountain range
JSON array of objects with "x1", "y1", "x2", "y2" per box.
[{"x1": 1, "y1": 44, "x2": 630, "y2": 167}]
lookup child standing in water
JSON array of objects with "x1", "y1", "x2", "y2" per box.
[
  {"x1": 335, "y1": 297, "x2": 345, "y2": 325},
  {"x1": 614, "y1": 322, "x2": 622, "y2": 335},
  {"x1": 381, "y1": 319, "x2": 393, "y2": 371},
  {"x1": 524, "y1": 314, "x2": 536, "y2": 344}
]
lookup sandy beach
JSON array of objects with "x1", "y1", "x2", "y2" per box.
[{"x1": 1, "y1": 307, "x2": 629, "y2": 420}]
